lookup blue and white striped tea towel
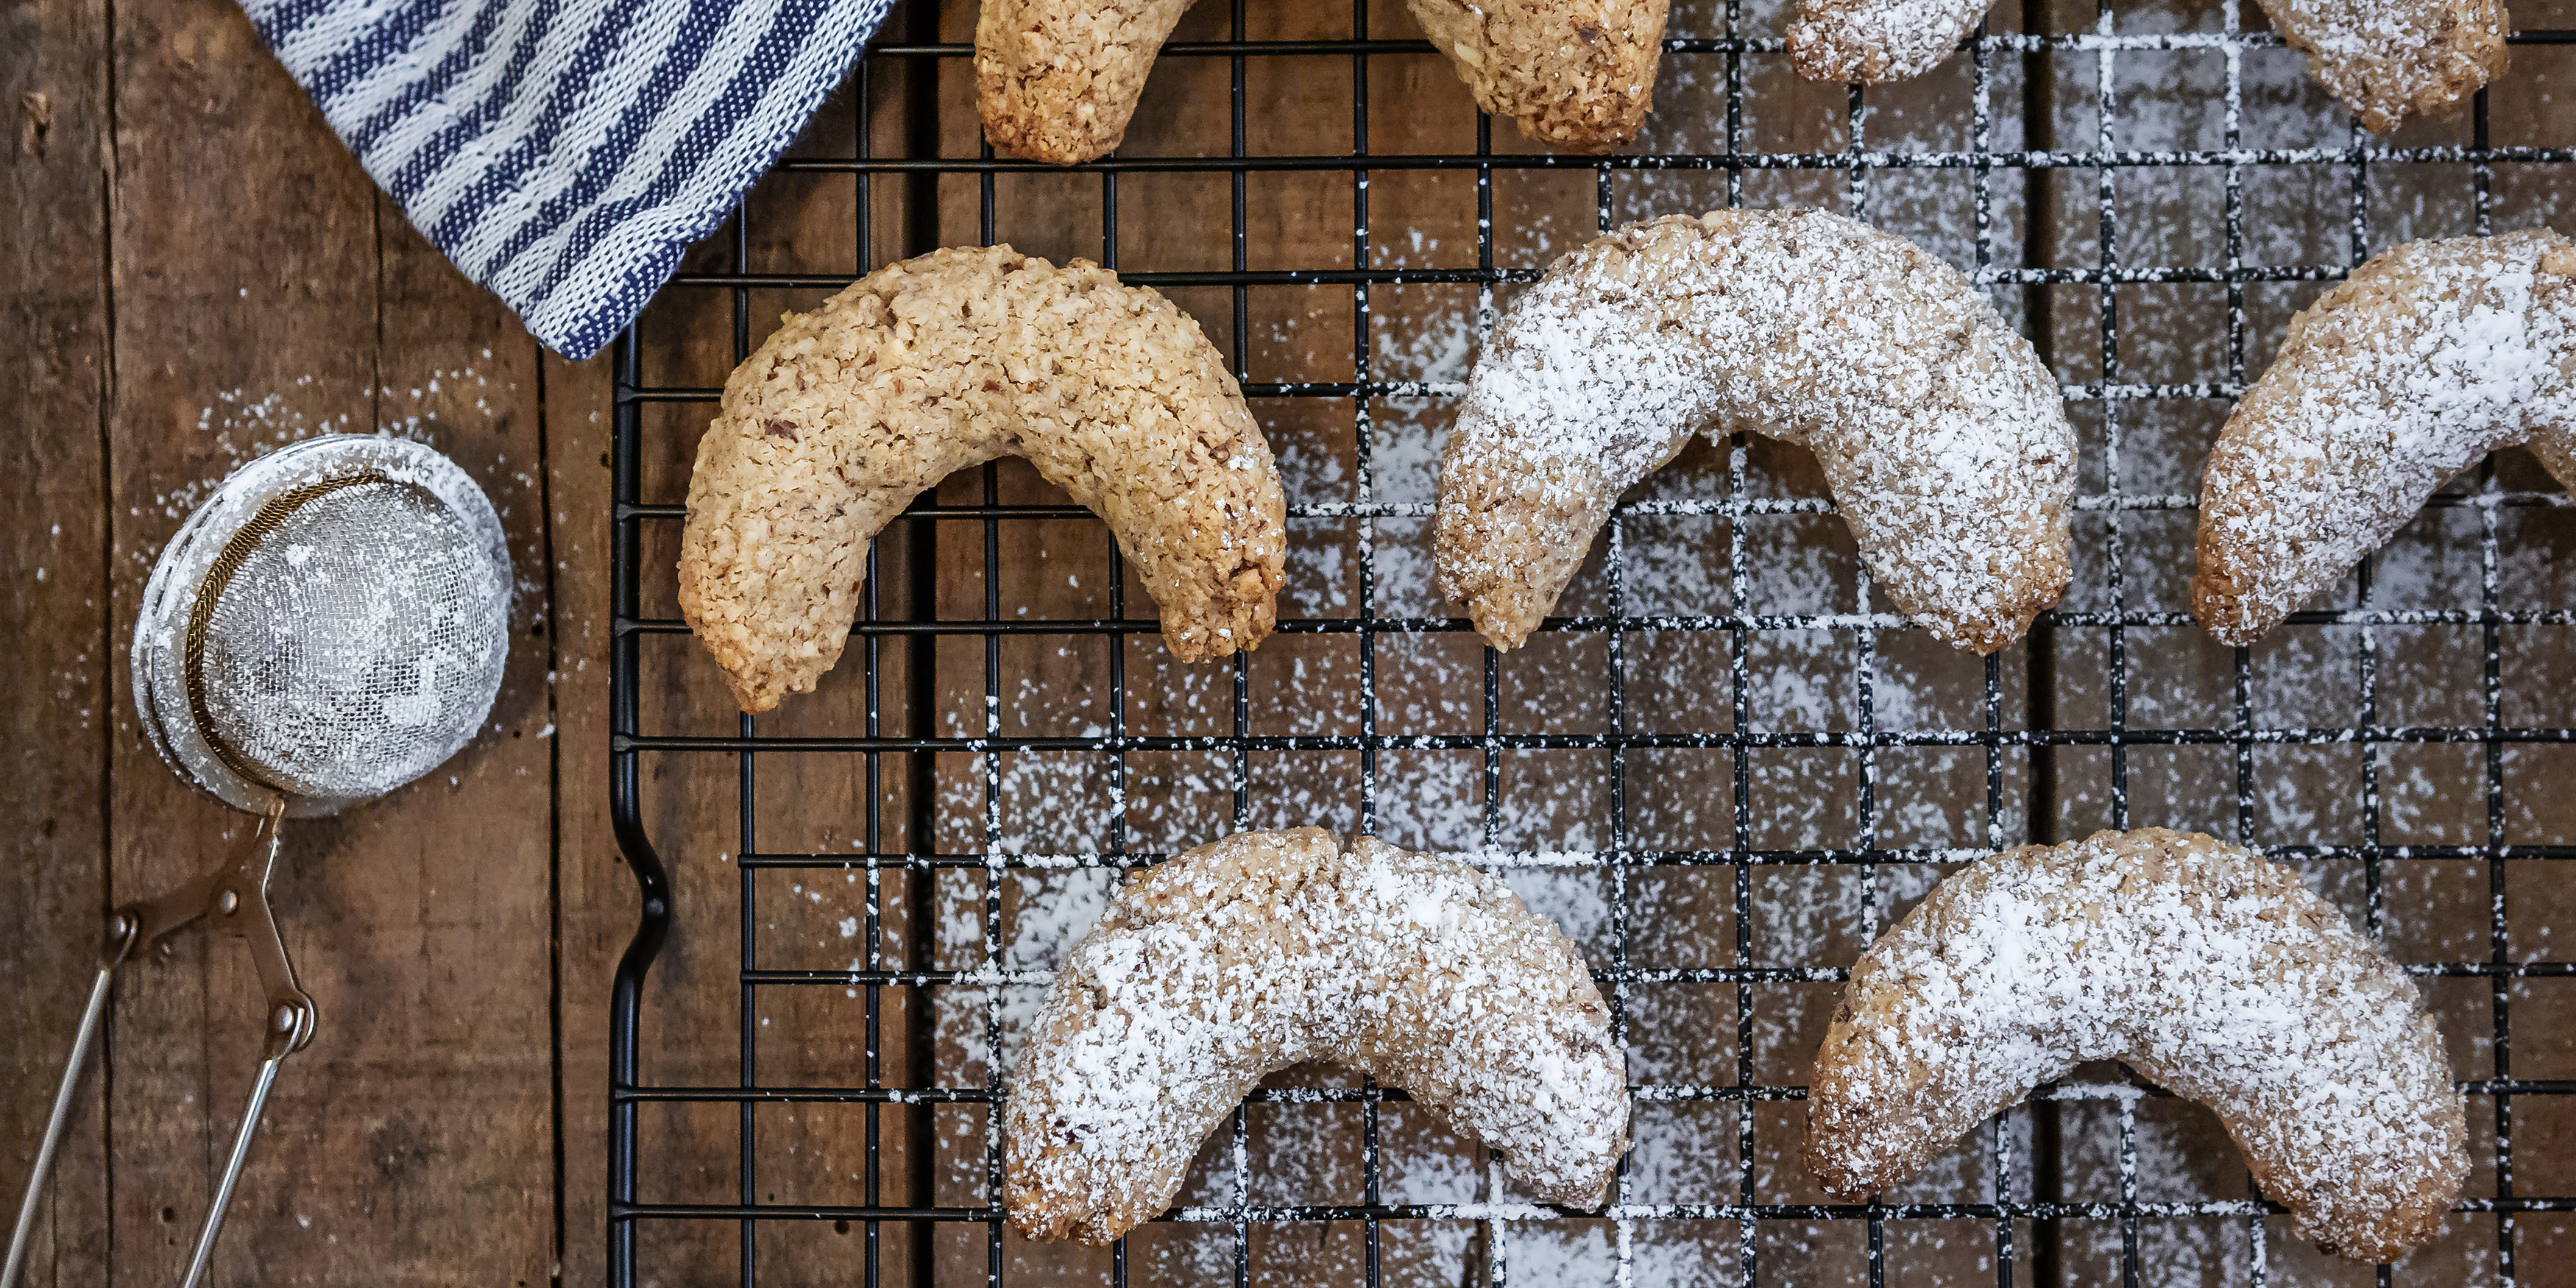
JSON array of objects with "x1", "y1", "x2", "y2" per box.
[{"x1": 243, "y1": 0, "x2": 894, "y2": 358}]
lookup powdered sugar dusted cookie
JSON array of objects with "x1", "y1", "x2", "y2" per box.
[
  {"x1": 977, "y1": 0, "x2": 1666, "y2": 163},
  {"x1": 1782, "y1": 0, "x2": 1986, "y2": 83},
  {"x1": 1808, "y1": 829, "x2": 2466, "y2": 1264},
  {"x1": 2195, "y1": 228, "x2": 2576, "y2": 645},
  {"x1": 1435, "y1": 208, "x2": 2074, "y2": 654},
  {"x1": 1005, "y1": 828, "x2": 1629, "y2": 1243},
  {"x1": 2263, "y1": 0, "x2": 2506, "y2": 134},
  {"x1": 679, "y1": 245, "x2": 1286, "y2": 712},
  {"x1": 1787, "y1": 0, "x2": 2502, "y2": 133}
]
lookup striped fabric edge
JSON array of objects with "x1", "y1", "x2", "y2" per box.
[{"x1": 239, "y1": 0, "x2": 894, "y2": 360}]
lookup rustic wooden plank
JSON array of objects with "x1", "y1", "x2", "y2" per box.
[
  {"x1": 361, "y1": 196, "x2": 562, "y2": 1285},
  {"x1": 547, "y1": 342, "x2": 622, "y2": 1288},
  {"x1": 98, "y1": 0, "x2": 558, "y2": 1281},
  {"x1": 0, "y1": 0, "x2": 116, "y2": 1282}
]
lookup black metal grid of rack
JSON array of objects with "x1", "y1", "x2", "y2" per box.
[{"x1": 607, "y1": 0, "x2": 2576, "y2": 1281}]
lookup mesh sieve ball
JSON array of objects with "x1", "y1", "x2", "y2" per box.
[{"x1": 135, "y1": 436, "x2": 512, "y2": 817}]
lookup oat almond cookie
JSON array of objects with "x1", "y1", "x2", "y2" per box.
[
  {"x1": 2194, "y1": 228, "x2": 2576, "y2": 645},
  {"x1": 678, "y1": 244, "x2": 1287, "y2": 712},
  {"x1": 1808, "y1": 828, "x2": 2467, "y2": 1265},
  {"x1": 975, "y1": 0, "x2": 1667, "y2": 163},
  {"x1": 1785, "y1": 0, "x2": 2503, "y2": 132},
  {"x1": 1435, "y1": 208, "x2": 2075, "y2": 654},
  {"x1": 1004, "y1": 828, "x2": 1630, "y2": 1244}
]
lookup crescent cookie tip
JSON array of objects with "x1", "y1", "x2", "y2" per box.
[
  {"x1": 981, "y1": 113, "x2": 1113, "y2": 165},
  {"x1": 1780, "y1": 0, "x2": 1976, "y2": 85},
  {"x1": 1511, "y1": 99, "x2": 1652, "y2": 153},
  {"x1": 1466, "y1": 598, "x2": 1538, "y2": 653},
  {"x1": 1782, "y1": 24, "x2": 1900, "y2": 84},
  {"x1": 2192, "y1": 227, "x2": 2573, "y2": 649},
  {"x1": 2188, "y1": 578, "x2": 2270, "y2": 648},
  {"x1": 2282, "y1": 0, "x2": 2507, "y2": 135}
]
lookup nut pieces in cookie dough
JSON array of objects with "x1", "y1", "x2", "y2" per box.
[
  {"x1": 677, "y1": 244, "x2": 1286, "y2": 712},
  {"x1": 974, "y1": 0, "x2": 1668, "y2": 163}
]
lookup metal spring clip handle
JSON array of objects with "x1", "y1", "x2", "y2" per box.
[{"x1": 5, "y1": 798, "x2": 314, "y2": 1288}]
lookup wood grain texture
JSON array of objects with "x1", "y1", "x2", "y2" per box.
[
  {"x1": 548, "y1": 344, "x2": 620, "y2": 1288},
  {"x1": 0, "y1": 0, "x2": 114, "y2": 1282},
  {"x1": 102, "y1": 0, "x2": 381, "y2": 1276}
]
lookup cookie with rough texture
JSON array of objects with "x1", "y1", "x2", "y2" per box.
[
  {"x1": 679, "y1": 245, "x2": 1287, "y2": 712},
  {"x1": 1005, "y1": 828, "x2": 1630, "y2": 1244},
  {"x1": 1808, "y1": 828, "x2": 2466, "y2": 1265},
  {"x1": 1401, "y1": 0, "x2": 1669, "y2": 151},
  {"x1": 1785, "y1": 0, "x2": 2503, "y2": 133},
  {"x1": 2194, "y1": 228, "x2": 2576, "y2": 645},
  {"x1": 974, "y1": 0, "x2": 1192, "y2": 163},
  {"x1": 2262, "y1": 0, "x2": 2506, "y2": 133},
  {"x1": 1435, "y1": 208, "x2": 2075, "y2": 654},
  {"x1": 976, "y1": 0, "x2": 1666, "y2": 163},
  {"x1": 1781, "y1": 0, "x2": 1982, "y2": 83}
]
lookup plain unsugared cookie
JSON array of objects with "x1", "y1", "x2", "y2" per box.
[
  {"x1": 678, "y1": 245, "x2": 1286, "y2": 712},
  {"x1": 2194, "y1": 228, "x2": 2576, "y2": 645},
  {"x1": 1005, "y1": 828, "x2": 1630, "y2": 1243},
  {"x1": 1436, "y1": 208, "x2": 2075, "y2": 656},
  {"x1": 1786, "y1": 0, "x2": 2503, "y2": 134},
  {"x1": 1807, "y1": 829, "x2": 2466, "y2": 1265},
  {"x1": 975, "y1": 0, "x2": 1669, "y2": 163}
]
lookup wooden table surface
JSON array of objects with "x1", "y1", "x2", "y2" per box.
[
  {"x1": 10, "y1": 0, "x2": 2576, "y2": 1281},
  {"x1": 4, "y1": 0, "x2": 620, "y2": 1279}
]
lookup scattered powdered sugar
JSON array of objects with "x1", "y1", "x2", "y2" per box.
[
  {"x1": 1003, "y1": 829, "x2": 1629, "y2": 1244},
  {"x1": 2194, "y1": 229, "x2": 2576, "y2": 643},
  {"x1": 1808, "y1": 828, "x2": 2467, "y2": 1263}
]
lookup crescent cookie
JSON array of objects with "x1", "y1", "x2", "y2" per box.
[
  {"x1": 1807, "y1": 829, "x2": 2467, "y2": 1265},
  {"x1": 678, "y1": 245, "x2": 1287, "y2": 712},
  {"x1": 2194, "y1": 228, "x2": 2576, "y2": 645},
  {"x1": 1786, "y1": 0, "x2": 2502, "y2": 133},
  {"x1": 1004, "y1": 828, "x2": 1630, "y2": 1243},
  {"x1": 1435, "y1": 208, "x2": 2075, "y2": 654},
  {"x1": 975, "y1": 0, "x2": 1667, "y2": 163}
]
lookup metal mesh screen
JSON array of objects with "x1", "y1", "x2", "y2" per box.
[
  {"x1": 197, "y1": 480, "x2": 509, "y2": 801},
  {"x1": 606, "y1": 0, "x2": 2576, "y2": 1282}
]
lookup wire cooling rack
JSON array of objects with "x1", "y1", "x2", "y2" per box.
[{"x1": 608, "y1": 0, "x2": 2576, "y2": 1281}]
